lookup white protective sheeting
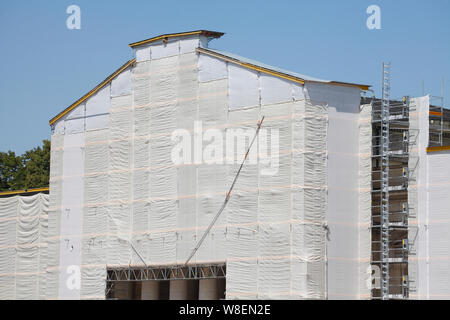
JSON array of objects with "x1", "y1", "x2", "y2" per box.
[
  {"x1": 136, "y1": 36, "x2": 203, "y2": 62},
  {"x1": 85, "y1": 114, "x2": 109, "y2": 131},
  {"x1": 81, "y1": 128, "x2": 110, "y2": 299},
  {"x1": 228, "y1": 64, "x2": 259, "y2": 110},
  {"x1": 111, "y1": 68, "x2": 132, "y2": 97},
  {"x1": 85, "y1": 84, "x2": 110, "y2": 132},
  {"x1": 199, "y1": 35, "x2": 209, "y2": 48},
  {"x1": 198, "y1": 54, "x2": 228, "y2": 83},
  {"x1": 358, "y1": 104, "x2": 372, "y2": 299},
  {"x1": 0, "y1": 193, "x2": 49, "y2": 300},
  {"x1": 427, "y1": 150, "x2": 450, "y2": 298},
  {"x1": 66, "y1": 102, "x2": 85, "y2": 119},
  {"x1": 136, "y1": 45, "x2": 151, "y2": 62},
  {"x1": 409, "y1": 96, "x2": 450, "y2": 299},
  {"x1": 58, "y1": 132, "x2": 85, "y2": 299},
  {"x1": 407, "y1": 96, "x2": 424, "y2": 299},
  {"x1": 224, "y1": 97, "x2": 328, "y2": 299},
  {"x1": 47, "y1": 134, "x2": 64, "y2": 299},
  {"x1": 292, "y1": 83, "x2": 305, "y2": 101},
  {"x1": 179, "y1": 36, "x2": 201, "y2": 54},
  {"x1": 260, "y1": 74, "x2": 297, "y2": 105},
  {"x1": 65, "y1": 103, "x2": 85, "y2": 134},
  {"x1": 54, "y1": 115, "x2": 66, "y2": 135},
  {"x1": 54, "y1": 68, "x2": 122, "y2": 134},
  {"x1": 53, "y1": 81, "x2": 113, "y2": 135},
  {"x1": 47, "y1": 47, "x2": 331, "y2": 299},
  {"x1": 34, "y1": 39, "x2": 373, "y2": 300},
  {"x1": 151, "y1": 39, "x2": 180, "y2": 60},
  {"x1": 305, "y1": 82, "x2": 365, "y2": 299},
  {"x1": 227, "y1": 62, "x2": 305, "y2": 109},
  {"x1": 86, "y1": 85, "x2": 110, "y2": 117}
]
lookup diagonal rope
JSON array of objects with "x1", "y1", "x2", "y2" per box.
[
  {"x1": 106, "y1": 211, "x2": 148, "y2": 268},
  {"x1": 185, "y1": 116, "x2": 265, "y2": 265}
]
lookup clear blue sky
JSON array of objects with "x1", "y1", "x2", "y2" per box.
[{"x1": 1, "y1": 0, "x2": 449, "y2": 154}]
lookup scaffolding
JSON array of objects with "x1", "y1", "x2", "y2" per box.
[
  {"x1": 380, "y1": 62, "x2": 391, "y2": 299},
  {"x1": 429, "y1": 96, "x2": 444, "y2": 147},
  {"x1": 428, "y1": 78, "x2": 449, "y2": 147},
  {"x1": 367, "y1": 62, "x2": 411, "y2": 300},
  {"x1": 105, "y1": 264, "x2": 226, "y2": 299}
]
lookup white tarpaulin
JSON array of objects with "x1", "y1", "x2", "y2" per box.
[
  {"x1": 44, "y1": 43, "x2": 334, "y2": 299},
  {"x1": 0, "y1": 34, "x2": 375, "y2": 300},
  {"x1": 409, "y1": 96, "x2": 450, "y2": 299},
  {"x1": 0, "y1": 193, "x2": 49, "y2": 300},
  {"x1": 305, "y1": 82, "x2": 366, "y2": 299}
]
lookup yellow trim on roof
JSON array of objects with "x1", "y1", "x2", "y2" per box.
[
  {"x1": 129, "y1": 30, "x2": 224, "y2": 48},
  {"x1": 197, "y1": 48, "x2": 370, "y2": 90},
  {"x1": 241, "y1": 62, "x2": 305, "y2": 85},
  {"x1": 49, "y1": 59, "x2": 136, "y2": 126},
  {"x1": 197, "y1": 48, "x2": 304, "y2": 85},
  {"x1": 0, "y1": 187, "x2": 49, "y2": 197},
  {"x1": 426, "y1": 145, "x2": 450, "y2": 153},
  {"x1": 430, "y1": 111, "x2": 443, "y2": 116},
  {"x1": 329, "y1": 81, "x2": 370, "y2": 91},
  {"x1": 306, "y1": 79, "x2": 371, "y2": 90}
]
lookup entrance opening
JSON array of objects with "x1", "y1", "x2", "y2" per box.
[{"x1": 106, "y1": 264, "x2": 226, "y2": 300}]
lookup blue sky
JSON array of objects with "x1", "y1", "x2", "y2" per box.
[{"x1": 1, "y1": 0, "x2": 449, "y2": 154}]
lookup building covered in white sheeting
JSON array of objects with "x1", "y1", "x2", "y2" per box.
[{"x1": 0, "y1": 30, "x2": 449, "y2": 300}]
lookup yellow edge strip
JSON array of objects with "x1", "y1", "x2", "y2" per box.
[
  {"x1": 426, "y1": 145, "x2": 450, "y2": 153},
  {"x1": 329, "y1": 81, "x2": 370, "y2": 91},
  {"x1": 49, "y1": 59, "x2": 136, "y2": 126},
  {"x1": 129, "y1": 31, "x2": 203, "y2": 48},
  {"x1": 241, "y1": 62, "x2": 304, "y2": 84},
  {"x1": 197, "y1": 48, "x2": 304, "y2": 85},
  {"x1": 430, "y1": 111, "x2": 443, "y2": 116},
  {"x1": 197, "y1": 48, "x2": 369, "y2": 90},
  {"x1": 0, "y1": 187, "x2": 49, "y2": 197}
]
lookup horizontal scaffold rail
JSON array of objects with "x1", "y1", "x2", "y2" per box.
[{"x1": 106, "y1": 264, "x2": 226, "y2": 282}]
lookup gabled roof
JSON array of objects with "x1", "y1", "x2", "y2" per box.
[
  {"x1": 197, "y1": 47, "x2": 370, "y2": 90},
  {"x1": 49, "y1": 59, "x2": 135, "y2": 126},
  {"x1": 129, "y1": 30, "x2": 224, "y2": 48},
  {"x1": 51, "y1": 31, "x2": 369, "y2": 127}
]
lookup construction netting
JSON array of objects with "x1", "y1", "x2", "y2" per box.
[
  {"x1": 408, "y1": 96, "x2": 450, "y2": 299},
  {"x1": 1, "y1": 35, "x2": 373, "y2": 300},
  {"x1": 45, "y1": 35, "x2": 331, "y2": 299},
  {"x1": 0, "y1": 193, "x2": 49, "y2": 299}
]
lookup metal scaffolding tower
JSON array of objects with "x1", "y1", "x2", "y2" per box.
[
  {"x1": 380, "y1": 62, "x2": 391, "y2": 299},
  {"x1": 367, "y1": 63, "x2": 411, "y2": 300},
  {"x1": 429, "y1": 82, "x2": 445, "y2": 147}
]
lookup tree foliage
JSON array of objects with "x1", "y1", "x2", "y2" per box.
[{"x1": 0, "y1": 140, "x2": 50, "y2": 192}]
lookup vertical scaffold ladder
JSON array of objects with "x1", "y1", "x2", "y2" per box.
[{"x1": 380, "y1": 62, "x2": 391, "y2": 299}]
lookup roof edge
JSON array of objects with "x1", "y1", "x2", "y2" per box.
[
  {"x1": 312, "y1": 80, "x2": 370, "y2": 91},
  {"x1": 0, "y1": 187, "x2": 49, "y2": 197},
  {"x1": 129, "y1": 30, "x2": 224, "y2": 48},
  {"x1": 197, "y1": 47, "x2": 370, "y2": 90},
  {"x1": 197, "y1": 47, "x2": 305, "y2": 85},
  {"x1": 329, "y1": 81, "x2": 370, "y2": 91},
  {"x1": 49, "y1": 59, "x2": 136, "y2": 126},
  {"x1": 426, "y1": 145, "x2": 450, "y2": 153}
]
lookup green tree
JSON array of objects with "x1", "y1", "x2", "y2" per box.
[
  {"x1": 21, "y1": 140, "x2": 50, "y2": 189},
  {"x1": 0, "y1": 140, "x2": 50, "y2": 192},
  {"x1": 0, "y1": 151, "x2": 23, "y2": 191}
]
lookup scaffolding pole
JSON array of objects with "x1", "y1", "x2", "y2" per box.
[{"x1": 380, "y1": 62, "x2": 391, "y2": 300}]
